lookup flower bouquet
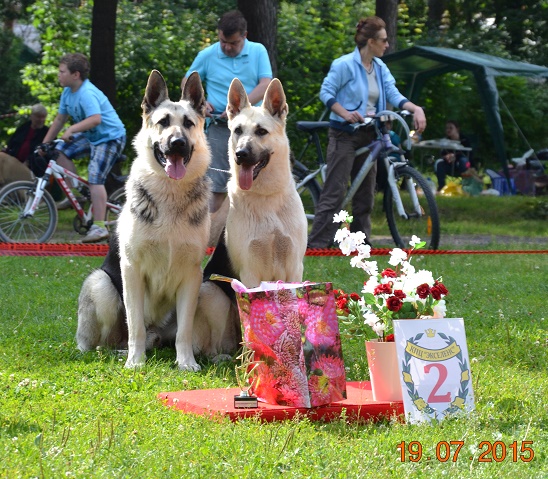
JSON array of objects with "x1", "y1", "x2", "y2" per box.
[{"x1": 333, "y1": 210, "x2": 449, "y2": 342}]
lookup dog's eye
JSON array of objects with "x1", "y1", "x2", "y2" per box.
[
  {"x1": 158, "y1": 116, "x2": 170, "y2": 128},
  {"x1": 234, "y1": 126, "x2": 243, "y2": 135},
  {"x1": 183, "y1": 117, "x2": 194, "y2": 129},
  {"x1": 256, "y1": 127, "x2": 268, "y2": 137}
]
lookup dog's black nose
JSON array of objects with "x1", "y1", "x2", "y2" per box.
[
  {"x1": 170, "y1": 137, "x2": 187, "y2": 149},
  {"x1": 235, "y1": 148, "x2": 249, "y2": 164}
]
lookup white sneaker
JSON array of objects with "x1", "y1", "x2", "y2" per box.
[{"x1": 82, "y1": 224, "x2": 109, "y2": 243}]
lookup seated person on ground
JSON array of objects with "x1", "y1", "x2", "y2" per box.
[
  {"x1": 0, "y1": 104, "x2": 49, "y2": 185},
  {"x1": 434, "y1": 120, "x2": 473, "y2": 191}
]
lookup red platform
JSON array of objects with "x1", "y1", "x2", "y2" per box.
[{"x1": 158, "y1": 381, "x2": 404, "y2": 422}]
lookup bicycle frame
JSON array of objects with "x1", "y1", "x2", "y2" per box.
[
  {"x1": 27, "y1": 159, "x2": 121, "y2": 224},
  {"x1": 340, "y1": 115, "x2": 423, "y2": 221},
  {"x1": 349, "y1": 137, "x2": 421, "y2": 221}
]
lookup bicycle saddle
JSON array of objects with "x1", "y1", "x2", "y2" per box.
[{"x1": 296, "y1": 121, "x2": 330, "y2": 133}]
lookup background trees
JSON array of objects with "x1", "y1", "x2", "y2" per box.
[{"x1": 1, "y1": 0, "x2": 547, "y2": 167}]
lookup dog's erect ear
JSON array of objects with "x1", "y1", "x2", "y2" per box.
[
  {"x1": 227, "y1": 78, "x2": 251, "y2": 121},
  {"x1": 262, "y1": 78, "x2": 288, "y2": 122},
  {"x1": 182, "y1": 71, "x2": 206, "y2": 117},
  {"x1": 142, "y1": 70, "x2": 169, "y2": 115}
]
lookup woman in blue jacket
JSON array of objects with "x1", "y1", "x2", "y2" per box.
[{"x1": 308, "y1": 16, "x2": 426, "y2": 248}]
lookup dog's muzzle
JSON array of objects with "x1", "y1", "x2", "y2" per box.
[
  {"x1": 154, "y1": 136, "x2": 194, "y2": 180},
  {"x1": 235, "y1": 148, "x2": 270, "y2": 191}
]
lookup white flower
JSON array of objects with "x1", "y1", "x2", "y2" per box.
[
  {"x1": 333, "y1": 210, "x2": 350, "y2": 223},
  {"x1": 361, "y1": 277, "x2": 379, "y2": 294},
  {"x1": 372, "y1": 321, "x2": 386, "y2": 336},
  {"x1": 363, "y1": 312, "x2": 379, "y2": 327},
  {"x1": 334, "y1": 227, "x2": 350, "y2": 243},
  {"x1": 409, "y1": 235, "x2": 422, "y2": 247},
  {"x1": 361, "y1": 260, "x2": 378, "y2": 277},
  {"x1": 355, "y1": 243, "x2": 372, "y2": 258},
  {"x1": 433, "y1": 300, "x2": 447, "y2": 318},
  {"x1": 338, "y1": 235, "x2": 356, "y2": 256},
  {"x1": 336, "y1": 230, "x2": 366, "y2": 256},
  {"x1": 388, "y1": 248, "x2": 407, "y2": 266}
]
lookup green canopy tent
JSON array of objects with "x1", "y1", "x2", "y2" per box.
[{"x1": 382, "y1": 46, "x2": 548, "y2": 177}]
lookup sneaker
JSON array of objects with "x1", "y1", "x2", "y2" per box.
[
  {"x1": 82, "y1": 224, "x2": 109, "y2": 243},
  {"x1": 56, "y1": 198, "x2": 72, "y2": 210}
]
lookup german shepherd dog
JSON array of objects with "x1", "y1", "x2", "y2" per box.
[
  {"x1": 192, "y1": 78, "x2": 308, "y2": 355},
  {"x1": 76, "y1": 70, "x2": 211, "y2": 371}
]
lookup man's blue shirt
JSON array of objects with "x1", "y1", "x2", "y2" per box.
[{"x1": 185, "y1": 39, "x2": 272, "y2": 112}]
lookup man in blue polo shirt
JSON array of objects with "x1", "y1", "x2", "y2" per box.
[{"x1": 181, "y1": 10, "x2": 272, "y2": 213}]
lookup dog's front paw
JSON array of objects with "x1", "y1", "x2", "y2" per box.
[
  {"x1": 125, "y1": 352, "x2": 146, "y2": 368},
  {"x1": 177, "y1": 358, "x2": 201, "y2": 371}
]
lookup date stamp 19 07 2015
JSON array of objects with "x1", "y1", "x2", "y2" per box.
[{"x1": 397, "y1": 441, "x2": 535, "y2": 463}]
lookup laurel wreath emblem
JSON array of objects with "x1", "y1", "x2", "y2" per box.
[{"x1": 401, "y1": 332, "x2": 470, "y2": 418}]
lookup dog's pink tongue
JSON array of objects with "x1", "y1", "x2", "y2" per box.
[
  {"x1": 238, "y1": 166, "x2": 254, "y2": 190},
  {"x1": 165, "y1": 156, "x2": 186, "y2": 180}
]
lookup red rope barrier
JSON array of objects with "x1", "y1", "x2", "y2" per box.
[{"x1": 0, "y1": 243, "x2": 546, "y2": 257}]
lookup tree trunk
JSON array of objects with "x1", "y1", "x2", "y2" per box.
[
  {"x1": 376, "y1": 0, "x2": 398, "y2": 53},
  {"x1": 237, "y1": 0, "x2": 278, "y2": 77},
  {"x1": 426, "y1": 0, "x2": 446, "y2": 36},
  {"x1": 89, "y1": 0, "x2": 118, "y2": 105}
]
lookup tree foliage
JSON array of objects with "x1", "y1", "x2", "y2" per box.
[{"x1": 2, "y1": 0, "x2": 547, "y2": 163}]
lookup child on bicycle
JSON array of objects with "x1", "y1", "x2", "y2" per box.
[
  {"x1": 307, "y1": 16, "x2": 426, "y2": 248},
  {"x1": 41, "y1": 53, "x2": 126, "y2": 243}
]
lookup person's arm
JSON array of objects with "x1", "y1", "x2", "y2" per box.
[
  {"x1": 43, "y1": 113, "x2": 69, "y2": 143},
  {"x1": 401, "y1": 101, "x2": 426, "y2": 134},
  {"x1": 329, "y1": 101, "x2": 364, "y2": 124},
  {"x1": 380, "y1": 60, "x2": 426, "y2": 133},
  {"x1": 60, "y1": 114, "x2": 101, "y2": 141},
  {"x1": 246, "y1": 77, "x2": 271, "y2": 106},
  {"x1": 320, "y1": 58, "x2": 365, "y2": 123}
]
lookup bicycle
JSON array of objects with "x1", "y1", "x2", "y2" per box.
[
  {"x1": 292, "y1": 110, "x2": 440, "y2": 250},
  {"x1": 0, "y1": 140, "x2": 127, "y2": 243}
]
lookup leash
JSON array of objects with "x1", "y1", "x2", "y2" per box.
[{"x1": 208, "y1": 167, "x2": 230, "y2": 174}]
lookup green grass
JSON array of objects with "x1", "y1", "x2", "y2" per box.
[{"x1": 1, "y1": 252, "x2": 547, "y2": 478}]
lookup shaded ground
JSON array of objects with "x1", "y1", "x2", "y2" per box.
[
  {"x1": 46, "y1": 229, "x2": 547, "y2": 250},
  {"x1": 369, "y1": 234, "x2": 547, "y2": 250}
]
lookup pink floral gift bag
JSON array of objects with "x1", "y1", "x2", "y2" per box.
[{"x1": 235, "y1": 281, "x2": 347, "y2": 408}]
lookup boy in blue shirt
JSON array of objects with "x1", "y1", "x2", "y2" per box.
[
  {"x1": 42, "y1": 53, "x2": 126, "y2": 243},
  {"x1": 181, "y1": 10, "x2": 272, "y2": 213}
]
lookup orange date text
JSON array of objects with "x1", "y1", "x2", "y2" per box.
[{"x1": 397, "y1": 440, "x2": 535, "y2": 463}]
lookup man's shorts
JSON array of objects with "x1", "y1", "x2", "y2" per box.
[
  {"x1": 55, "y1": 133, "x2": 126, "y2": 184},
  {"x1": 206, "y1": 120, "x2": 231, "y2": 193}
]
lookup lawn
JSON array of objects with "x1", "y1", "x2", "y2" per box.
[{"x1": 1, "y1": 249, "x2": 546, "y2": 478}]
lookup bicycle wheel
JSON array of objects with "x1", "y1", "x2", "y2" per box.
[
  {"x1": 383, "y1": 166, "x2": 440, "y2": 250},
  {"x1": 105, "y1": 186, "x2": 126, "y2": 231},
  {"x1": 0, "y1": 180, "x2": 58, "y2": 243},
  {"x1": 292, "y1": 161, "x2": 321, "y2": 223}
]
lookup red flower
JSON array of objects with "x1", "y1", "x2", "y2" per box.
[
  {"x1": 350, "y1": 292, "x2": 361, "y2": 301},
  {"x1": 434, "y1": 281, "x2": 448, "y2": 296},
  {"x1": 386, "y1": 295, "x2": 403, "y2": 312},
  {"x1": 385, "y1": 334, "x2": 395, "y2": 342},
  {"x1": 374, "y1": 283, "x2": 392, "y2": 295},
  {"x1": 416, "y1": 283, "x2": 431, "y2": 299},
  {"x1": 381, "y1": 268, "x2": 397, "y2": 278},
  {"x1": 431, "y1": 285, "x2": 445, "y2": 300},
  {"x1": 336, "y1": 297, "x2": 349, "y2": 314},
  {"x1": 393, "y1": 289, "x2": 406, "y2": 300}
]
